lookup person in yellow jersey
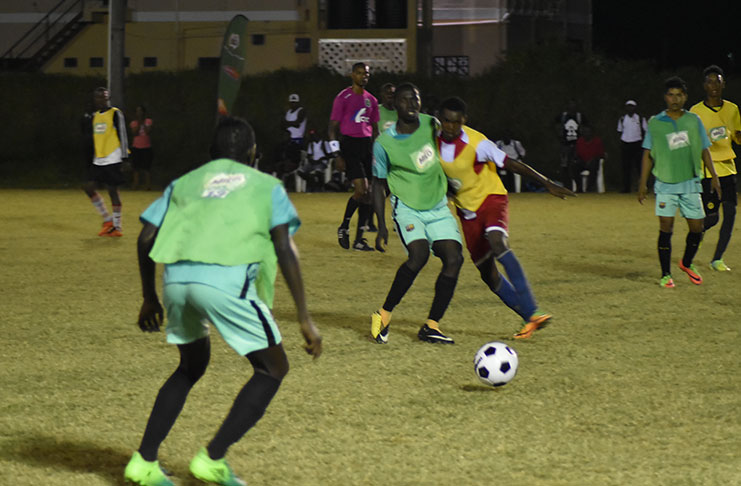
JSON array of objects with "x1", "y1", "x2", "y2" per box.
[
  {"x1": 689, "y1": 65, "x2": 741, "y2": 272},
  {"x1": 83, "y1": 87, "x2": 129, "y2": 237},
  {"x1": 436, "y1": 96, "x2": 574, "y2": 339}
]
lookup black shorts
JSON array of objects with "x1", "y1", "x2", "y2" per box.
[
  {"x1": 340, "y1": 136, "x2": 372, "y2": 181},
  {"x1": 702, "y1": 174, "x2": 737, "y2": 215},
  {"x1": 131, "y1": 147, "x2": 154, "y2": 170},
  {"x1": 89, "y1": 163, "x2": 125, "y2": 187}
]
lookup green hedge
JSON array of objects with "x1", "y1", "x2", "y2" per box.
[{"x1": 1, "y1": 46, "x2": 737, "y2": 189}]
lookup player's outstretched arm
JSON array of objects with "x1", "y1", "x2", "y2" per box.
[
  {"x1": 372, "y1": 178, "x2": 389, "y2": 252},
  {"x1": 137, "y1": 222, "x2": 164, "y2": 332},
  {"x1": 271, "y1": 224, "x2": 322, "y2": 359},
  {"x1": 505, "y1": 158, "x2": 575, "y2": 199}
]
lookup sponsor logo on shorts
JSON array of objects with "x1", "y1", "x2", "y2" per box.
[
  {"x1": 202, "y1": 172, "x2": 247, "y2": 198},
  {"x1": 405, "y1": 224, "x2": 415, "y2": 231},
  {"x1": 707, "y1": 201, "x2": 715, "y2": 210},
  {"x1": 659, "y1": 202, "x2": 666, "y2": 208}
]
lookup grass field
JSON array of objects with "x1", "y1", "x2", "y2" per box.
[{"x1": 1, "y1": 189, "x2": 739, "y2": 486}]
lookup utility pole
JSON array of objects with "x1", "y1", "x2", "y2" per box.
[
  {"x1": 108, "y1": 0, "x2": 126, "y2": 107},
  {"x1": 417, "y1": 0, "x2": 432, "y2": 76}
]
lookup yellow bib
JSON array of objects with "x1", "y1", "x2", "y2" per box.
[
  {"x1": 440, "y1": 126, "x2": 506, "y2": 211},
  {"x1": 92, "y1": 108, "x2": 122, "y2": 158}
]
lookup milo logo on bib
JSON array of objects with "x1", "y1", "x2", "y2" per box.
[
  {"x1": 709, "y1": 126, "x2": 727, "y2": 142},
  {"x1": 666, "y1": 130, "x2": 690, "y2": 151},
  {"x1": 202, "y1": 173, "x2": 246, "y2": 198},
  {"x1": 413, "y1": 144, "x2": 436, "y2": 170},
  {"x1": 94, "y1": 122, "x2": 107, "y2": 134}
]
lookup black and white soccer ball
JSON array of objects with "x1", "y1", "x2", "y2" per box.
[{"x1": 473, "y1": 342, "x2": 518, "y2": 386}]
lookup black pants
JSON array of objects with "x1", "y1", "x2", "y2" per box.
[{"x1": 621, "y1": 141, "x2": 643, "y2": 192}]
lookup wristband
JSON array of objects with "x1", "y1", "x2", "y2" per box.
[{"x1": 328, "y1": 140, "x2": 340, "y2": 154}]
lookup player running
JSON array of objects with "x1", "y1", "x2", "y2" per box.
[
  {"x1": 124, "y1": 117, "x2": 322, "y2": 486},
  {"x1": 436, "y1": 96, "x2": 574, "y2": 339},
  {"x1": 370, "y1": 83, "x2": 464, "y2": 345}
]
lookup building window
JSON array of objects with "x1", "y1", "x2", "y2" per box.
[
  {"x1": 143, "y1": 57, "x2": 157, "y2": 68},
  {"x1": 295, "y1": 37, "x2": 311, "y2": 53},
  {"x1": 252, "y1": 34, "x2": 265, "y2": 45},
  {"x1": 63, "y1": 57, "x2": 77, "y2": 68},
  {"x1": 89, "y1": 57, "x2": 104, "y2": 68},
  {"x1": 433, "y1": 56, "x2": 469, "y2": 76},
  {"x1": 197, "y1": 57, "x2": 220, "y2": 70}
]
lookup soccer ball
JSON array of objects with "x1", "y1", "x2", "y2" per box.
[{"x1": 473, "y1": 342, "x2": 518, "y2": 386}]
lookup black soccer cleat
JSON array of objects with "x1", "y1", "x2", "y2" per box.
[
  {"x1": 418, "y1": 324, "x2": 454, "y2": 344},
  {"x1": 337, "y1": 226, "x2": 350, "y2": 249},
  {"x1": 352, "y1": 238, "x2": 374, "y2": 252}
]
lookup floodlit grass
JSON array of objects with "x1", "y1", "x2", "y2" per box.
[{"x1": 1, "y1": 189, "x2": 739, "y2": 486}]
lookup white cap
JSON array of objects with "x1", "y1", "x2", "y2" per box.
[
  {"x1": 289, "y1": 93, "x2": 300, "y2": 102},
  {"x1": 625, "y1": 100, "x2": 637, "y2": 106}
]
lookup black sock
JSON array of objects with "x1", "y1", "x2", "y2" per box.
[
  {"x1": 714, "y1": 202, "x2": 736, "y2": 261},
  {"x1": 682, "y1": 231, "x2": 703, "y2": 268},
  {"x1": 428, "y1": 274, "x2": 458, "y2": 323},
  {"x1": 355, "y1": 204, "x2": 370, "y2": 241},
  {"x1": 340, "y1": 197, "x2": 359, "y2": 229},
  {"x1": 383, "y1": 263, "x2": 419, "y2": 312},
  {"x1": 207, "y1": 372, "x2": 282, "y2": 460},
  {"x1": 658, "y1": 231, "x2": 672, "y2": 276},
  {"x1": 138, "y1": 370, "x2": 199, "y2": 461}
]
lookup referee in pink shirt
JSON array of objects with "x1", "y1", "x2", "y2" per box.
[{"x1": 328, "y1": 62, "x2": 380, "y2": 251}]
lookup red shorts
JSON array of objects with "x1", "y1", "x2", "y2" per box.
[{"x1": 457, "y1": 194, "x2": 509, "y2": 263}]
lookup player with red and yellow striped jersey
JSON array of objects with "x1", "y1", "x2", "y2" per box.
[{"x1": 437, "y1": 96, "x2": 574, "y2": 338}]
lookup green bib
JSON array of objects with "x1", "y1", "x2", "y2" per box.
[
  {"x1": 648, "y1": 112, "x2": 704, "y2": 183},
  {"x1": 150, "y1": 158, "x2": 281, "y2": 305},
  {"x1": 376, "y1": 114, "x2": 446, "y2": 210}
]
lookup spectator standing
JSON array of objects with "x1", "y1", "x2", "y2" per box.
[
  {"x1": 554, "y1": 99, "x2": 587, "y2": 186},
  {"x1": 129, "y1": 105, "x2": 154, "y2": 190},
  {"x1": 573, "y1": 125, "x2": 606, "y2": 192},
  {"x1": 495, "y1": 133, "x2": 527, "y2": 192},
  {"x1": 617, "y1": 100, "x2": 647, "y2": 193}
]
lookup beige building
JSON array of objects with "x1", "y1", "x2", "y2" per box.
[{"x1": 0, "y1": 1, "x2": 590, "y2": 76}]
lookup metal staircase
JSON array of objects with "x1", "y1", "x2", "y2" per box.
[{"x1": 1, "y1": 0, "x2": 88, "y2": 72}]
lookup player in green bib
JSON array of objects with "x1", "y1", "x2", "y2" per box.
[
  {"x1": 638, "y1": 77, "x2": 721, "y2": 288},
  {"x1": 370, "y1": 82, "x2": 464, "y2": 345},
  {"x1": 377, "y1": 82, "x2": 398, "y2": 133},
  {"x1": 124, "y1": 117, "x2": 322, "y2": 486}
]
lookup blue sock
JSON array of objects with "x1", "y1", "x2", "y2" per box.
[
  {"x1": 496, "y1": 250, "x2": 537, "y2": 319},
  {"x1": 493, "y1": 276, "x2": 529, "y2": 321}
]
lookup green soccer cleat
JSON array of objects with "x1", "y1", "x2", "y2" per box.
[
  {"x1": 189, "y1": 447, "x2": 246, "y2": 486},
  {"x1": 659, "y1": 275, "x2": 675, "y2": 288},
  {"x1": 124, "y1": 451, "x2": 174, "y2": 486},
  {"x1": 710, "y1": 259, "x2": 731, "y2": 272}
]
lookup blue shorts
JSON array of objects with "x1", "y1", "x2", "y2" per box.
[
  {"x1": 391, "y1": 195, "x2": 462, "y2": 248},
  {"x1": 163, "y1": 282, "x2": 282, "y2": 356},
  {"x1": 655, "y1": 192, "x2": 705, "y2": 220}
]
